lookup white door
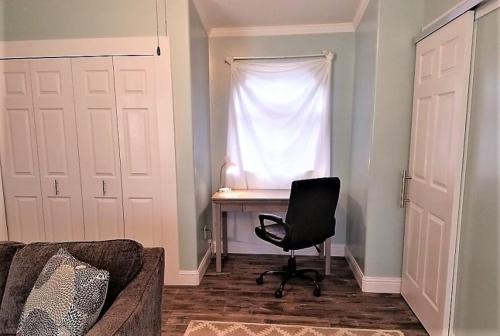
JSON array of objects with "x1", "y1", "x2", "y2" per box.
[
  {"x1": 401, "y1": 12, "x2": 474, "y2": 336},
  {"x1": 113, "y1": 56, "x2": 163, "y2": 247},
  {"x1": 0, "y1": 60, "x2": 45, "y2": 242},
  {"x1": 72, "y1": 57, "x2": 125, "y2": 241},
  {"x1": 30, "y1": 59, "x2": 85, "y2": 241}
]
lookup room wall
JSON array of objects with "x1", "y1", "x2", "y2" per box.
[
  {"x1": 423, "y1": 0, "x2": 464, "y2": 27},
  {"x1": 167, "y1": 0, "x2": 212, "y2": 270},
  {"x1": 0, "y1": 0, "x2": 165, "y2": 40},
  {"x1": 453, "y1": 8, "x2": 499, "y2": 336},
  {"x1": 346, "y1": 0, "x2": 379, "y2": 272},
  {"x1": 209, "y1": 32, "x2": 355, "y2": 253},
  {"x1": 364, "y1": 0, "x2": 424, "y2": 277},
  {"x1": 189, "y1": 0, "x2": 212, "y2": 264},
  {"x1": 347, "y1": 0, "x2": 424, "y2": 277},
  {"x1": 167, "y1": 0, "x2": 198, "y2": 270}
]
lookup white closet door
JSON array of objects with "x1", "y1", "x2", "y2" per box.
[
  {"x1": 30, "y1": 59, "x2": 84, "y2": 242},
  {"x1": 0, "y1": 60, "x2": 45, "y2": 242},
  {"x1": 113, "y1": 56, "x2": 162, "y2": 247},
  {"x1": 72, "y1": 57, "x2": 125, "y2": 241},
  {"x1": 401, "y1": 12, "x2": 474, "y2": 336}
]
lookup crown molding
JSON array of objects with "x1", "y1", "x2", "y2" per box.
[
  {"x1": 353, "y1": 0, "x2": 371, "y2": 30},
  {"x1": 209, "y1": 23, "x2": 355, "y2": 37}
]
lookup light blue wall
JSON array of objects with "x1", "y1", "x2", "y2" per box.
[
  {"x1": 347, "y1": 0, "x2": 424, "y2": 277},
  {"x1": 423, "y1": 0, "x2": 463, "y2": 26},
  {"x1": 189, "y1": 0, "x2": 212, "y2": 264},
  {"x1": 209, "y1": 33, "x2": 355, "y2": 249},
  {"x1": 346, "y1": 0, "x2": 379, "y2": 272},
  {"x1": 0, "y1": 0, "x2": 165, "y2": 40},
  {"x1": 167, "y1": 0, "x2": 211, "y2": 269},
  {"x1": 364, "y1": 0, "x2": 424, "y2": 277},
  {"x1": 453, "y1": 8, "x2": 499, "y2": 336}
]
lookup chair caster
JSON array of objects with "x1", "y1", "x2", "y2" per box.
[
  {"x1": 274, "y1": 289, "x2": 283, "y2": 298},
  {"x1": 313, "y1": 288, "x2": 321, "y2": 297},
  {"x1": 256, "y1": 277, "x2": 264, "y2": 285}
]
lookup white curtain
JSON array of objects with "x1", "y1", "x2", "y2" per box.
[{"x1": 226, "y1": 54, "x2": 333, "y2": 189}]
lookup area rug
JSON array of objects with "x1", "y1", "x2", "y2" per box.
[{"x1": 184, "y1": 321, "x2": 405, "y2": 336}]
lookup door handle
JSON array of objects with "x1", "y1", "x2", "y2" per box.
[
  {"x1": 54, "y1": 179, "x2": 59, "y2": 196},
  {"x1": 102, "y1": 180, "x2": 107, "y2": 196},
  {"x1": 400, "y1": 170, "x2": 412, "y2": 208}
]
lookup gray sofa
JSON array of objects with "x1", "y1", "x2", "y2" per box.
[{"x1": 0, "y1": 240, "x2": 164, "y2": 336}]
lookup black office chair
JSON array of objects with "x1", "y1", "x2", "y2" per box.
[{"x1": 254, "y1": 177, "x2": 340, "y2": 298}]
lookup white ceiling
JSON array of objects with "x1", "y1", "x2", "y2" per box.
[{"x1": 194, "y1": 0, "x2": 369, "y2": 37}]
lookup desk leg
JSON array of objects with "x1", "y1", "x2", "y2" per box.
[
  {"x1": 222, "y1": 212, "x2": 228, "y2": 257},
  {"x1": 325, "y1": 237, "x2": 331, "y2": 275},
  {"x1": 213, "y1": 203, "x2": 222, "y2": 272}
]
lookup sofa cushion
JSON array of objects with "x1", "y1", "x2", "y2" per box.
[
  {"x1": 0, "y1": 240, "x2": 143, "y2": 334},
  {"x1": 0, "y1": 242, "x2": 25, "y2": 306},
  {"x1": 17, "y1": 248, "x2": 110, "y2": 336}
]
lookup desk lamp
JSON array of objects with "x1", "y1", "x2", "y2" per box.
[{"x1": 219, "y1": 160, "x2": 236, "y2": 192}]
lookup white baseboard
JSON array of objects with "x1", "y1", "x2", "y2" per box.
[
  {"x1": 217, "y1": 241, "x2": 346, "y2": 257},
  {"x1": 344, "y1": 245, "x2": 364, "y2": 288},
  {"x1": 176, "y1": 246, "x2": 212, "y2": 286},
  {"x1": 344, "y1": 246, "x2": 402, "y2": 294}
]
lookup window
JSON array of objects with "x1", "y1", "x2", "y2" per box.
[{"x1": 226, "y1": 55, "x2": 333, "y2": 189}]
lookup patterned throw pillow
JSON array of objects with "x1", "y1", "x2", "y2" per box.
[{"x1": 17, "y1": 248, "x2": 110, "y2": 336}]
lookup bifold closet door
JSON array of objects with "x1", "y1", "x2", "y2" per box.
[
  {"x1": 0, "y1": 60, "x2": 45, "y2": 242},
  {"x1": 30, "y1": 59, "x2": 84, "y2": 241},
  {"x1": 72, "y1": 57, "x2": 125, "y2": 241},
  {"x1": 113, "y1": 56, "x2": 163, "y2": 247}
]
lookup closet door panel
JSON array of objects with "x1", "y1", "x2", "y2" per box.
[
  {"x1": 72, "y1": 57, "x2": 124, "y2": 241},
  {"x1": 45, "y1": 197, "x2": 74, "y2": 241},
  {"x1": 30, "y1": 59, "x2": 84, "y2": 241},
  {"x1": 0, "y1": 60, "x2": 45, "y2": 242},
  {"x1": 113, "y1": 56, "x2": 162, "y2": 247}
]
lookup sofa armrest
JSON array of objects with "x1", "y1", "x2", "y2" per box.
[{"x1": 86, "y1": 248, "x2": 165, "y2": 336}]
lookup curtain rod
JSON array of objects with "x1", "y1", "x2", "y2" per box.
[{"x1": 224, "y1": 50, "x2": 333, "y2": 65}]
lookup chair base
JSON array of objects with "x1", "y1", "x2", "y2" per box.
[{"x1": 256, "y1": 255, "x2": 324, "y2": 298}]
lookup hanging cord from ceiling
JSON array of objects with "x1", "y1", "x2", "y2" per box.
[{"x1": 155, "y1": 0, "x2": 161, "y2": 55}]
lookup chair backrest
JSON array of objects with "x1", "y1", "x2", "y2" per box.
[{"x1": 285, "y1": 177, "x2": 341, "y2": 250}]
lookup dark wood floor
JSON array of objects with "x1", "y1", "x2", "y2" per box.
[{"x1": 162, "y1": 254, "x2": 428, "y2": 336}]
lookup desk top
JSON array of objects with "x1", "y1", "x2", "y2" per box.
[{"x1": 212, "y1": 189, "x2": 290, "y2": 202}]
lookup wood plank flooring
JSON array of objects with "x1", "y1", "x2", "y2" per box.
[{"x1": 162, "y1": 254, "x2": 428, "y2": 336}]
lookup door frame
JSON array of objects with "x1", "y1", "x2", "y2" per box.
[
  {"x1": 448, "y1": 2, "x2": 500, "y2": 333},
  {"x1": 0, "y1": 37, "x2": 184, "y2": 285},
  {"x1": 0, "y1": 37, "x2": 158, "y2": 59},
  {"x1": 0, "y1": 160, "x2": 7, "y2": 240}
]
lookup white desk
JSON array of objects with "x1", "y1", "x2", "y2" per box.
[{"x1": 211, "y1": 189, "x2": 332, "y2": 274}]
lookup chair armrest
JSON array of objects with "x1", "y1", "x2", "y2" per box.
[
  {"x1": 258, "y1": 214, "x2": 283, "y2": 228},
  {"x1": 86, "y1": 248, "x2": 165, "y2": 336},
  {"x1": 258, "y1": 214, "x2": 292, "y2": 239}
]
